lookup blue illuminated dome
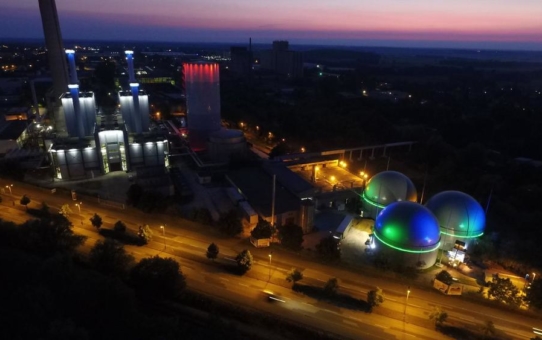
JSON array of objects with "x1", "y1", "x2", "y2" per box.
[
  {"x1": 425, "y1": 191, "x2": 485, "y2": 238},
  {"x1": 363, "y1": 171, "x2": 417, "y2": 208},
  {"x1": 374, "y1": 201, "x2": 441, "y2": 253}
]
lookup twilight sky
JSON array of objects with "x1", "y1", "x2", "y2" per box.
[{"x1": 1, "y1": 0, "x2": 542, "y2": 50}]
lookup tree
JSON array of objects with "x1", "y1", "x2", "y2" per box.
[
  {"x1": 250, "y1": 218, "x2": 275, "y2": 239},
  {"x1": 138, "y1": 225, "x2": 153, "y2": 244},
  {"x1": 487, "y1": 274, "x2": 522, "y2": 307},
  {"x1": 17, "y1": 215, "x2": 86, "y2": 257},
  {"x1": 235, "y1": 249, "x2": 253, "y2": 273},
  {"x1": 277, "y1": 224, "x2": 304, "y2": 250},
  {"x1": 89, "y1": 213, "x2": 103, "y2": 229},
  {"x1": 113, "y1": 220, "x2": 127, "y2": 234},
  {"x1": 428, "y1": 307, "x2": 448, "y2": 328},
  {"x1": 206, "y1": 242, "x2": 219, "y2": 261},
  {"x1": 316, "y1": 235, "x2": 341, "y2": 261},
  {"x1": 218, "y1": 209, "x2": 243, "y2": 237},
  {"x1": 435, "y1": 270, "x2": 454, "y2": 285},
  {"x1": 130, "y1": 256, "x2": 186, "y2": 299},
  {"x1": 89, "y1": 239, "x2": 134, "y2": 277},
  {"x1": 285, "y1": 268, "x2": 304, "y2": 287},
  {"x1": 367, "y1": 287, "x2": 384, "y2": 309},
  {"x1": 40, "y1": 202, "x2": 50, "y2": 215},
  {"x1": 481, "y1": 320, "x2": 496, "y2": 338},
  {"x1": 20, "y1": 195, "x2": 30, "y2": 210},
  {"x1": 323, "y1": 278, "x2": 339, "y2": 297},
  {"x1": 59, "y1": 204, "x2": 72, "y2": 217},
  {"x1": 525, "y1": 278, "x2": 542, "y2": 310}
]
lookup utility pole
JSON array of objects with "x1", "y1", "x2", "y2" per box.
[{"x1": 271, "y1": 174, "x2": 276, "y2": 226}]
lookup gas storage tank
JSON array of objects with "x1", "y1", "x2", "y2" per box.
[{"x1": 184, "y1": 62, "x2": 221, "y2": 151}]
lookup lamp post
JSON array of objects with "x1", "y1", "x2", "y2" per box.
[
  {"x1": 534, "y1": 273, "x2": 537, "y2": 282},
  {"x1": 75, "y1": 202, "x2": 82, "y2": 213},
  {"x1": 268, "y1": 252, "x2": 273, "y2": 280},
  {"x1": 404, "y1": 287, "x2": 411, "y2": 321},
  {"x1": 5, "y1": 184, "x2": 13, "y2": 194},
  {"x1": 160, "y1": 225, "x2": 166, "y2": 249}
]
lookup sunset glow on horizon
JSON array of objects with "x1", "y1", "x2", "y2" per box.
[{"x1": 1, "y1": 0, "x2": 541, "y2": 49}]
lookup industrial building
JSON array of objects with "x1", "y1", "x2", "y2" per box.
[
  {"x1": 425, "y1": 190, "x2": 486, "y2": 251},
  {"x1": 260, "y1": 41, "x2": 303, "y2": 78},
  {"x1": 226, "y1": 163, "x2": 315, "y2": 233},
  {"x1": 373, "y1": 201, "x2": 441, "y2": 269},
  {"x1": 48, "y1": 50, "x2": 168, "y2": 180},
  {"x1": 362, "y1": 171, "x2": 418, "y2": 219}
]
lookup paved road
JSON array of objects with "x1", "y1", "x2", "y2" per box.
[{"x1": 1, "y1": 179, "x2": 539, "y2": 339}]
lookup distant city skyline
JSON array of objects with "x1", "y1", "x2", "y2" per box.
[{"x1": 1, "y1": 0, "x2": 542, "y2": 50}]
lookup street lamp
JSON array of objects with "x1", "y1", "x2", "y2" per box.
[
  {"x1": 75, "y1": 202, "x2": 82, "y2": 213},
  {"x1": 404, "y1": 287, "x2": 411, "y2": 321},
  {"x1": 160, "y1": 225, "x2": 166, "y2": 249},
  {"x1": 5, "y1": 184, "x2": 13, "y2": 194},
  {"x1": 534, "y1": 273, "x2": 537, "y2": 282},
  {"x1": 268, "y1": 252, "x2": 273, "y2": 265}
]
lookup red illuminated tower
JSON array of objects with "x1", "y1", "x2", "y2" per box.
[{"x1": 183, "y1": 62, "x2": 221, "y2": 150}]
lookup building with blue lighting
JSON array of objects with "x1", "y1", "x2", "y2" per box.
[{"x1": 50, "y1": 50, "x2": 168, "y2": 180}]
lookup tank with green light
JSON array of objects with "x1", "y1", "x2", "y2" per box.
[
  {"x1": 373, "y1": 201, "x2": 441, "y2": 269},
  {"x1": 425, "y1": 190, "x2": 486, "y2": 250},
  {"x1": 362, "y1": 171, "x2": 417, "y2": 219}
]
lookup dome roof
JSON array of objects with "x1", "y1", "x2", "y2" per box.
[
  {"x1": 374, "y1": 201, "x2": 441, "y2": 252},
  {"x1": 363, "y1": 171, "x2": 417, "y2": 208},
  {"x1": 425, "y1": 191, "x2": 485, "y2": 238}
]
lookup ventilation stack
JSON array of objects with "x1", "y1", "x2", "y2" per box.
[
  {"x1": 65, "y1": 49, "x2": 84, "y2": 139},
  {"x1": 125, "y1": 50, "x2": 142, "y2": 134}
]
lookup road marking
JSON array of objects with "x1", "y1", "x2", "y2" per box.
[
  {"x1": 239, "y1": 283, "x2": 248, "y2": 287},
  {"x1": 219, "y1": 278, "x2": 229, "y2": 282},
  {"x1": 343, "y1": 320, "x2": 358, "y2": 327},
  {"x1": 374, "y1": 324, "x2": 389, "y2": 329}
]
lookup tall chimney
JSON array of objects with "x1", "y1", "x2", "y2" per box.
[
  {"x1": 38, "y1": 0, "x2": 69, "y2": 101},
  {"x1": 68, "y1": 84, "x2": 85, "y2": 138},
  {"x1": 125, "y1": 50, "x2": 136, "y2": 83}
]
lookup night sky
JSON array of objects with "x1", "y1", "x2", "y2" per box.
[{"x1": 1, "y1": 0, "x2": 541, "y2": 50}]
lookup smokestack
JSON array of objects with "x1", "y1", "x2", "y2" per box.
[
  {"x1": 68, "y1": 84, "x2": 84, "y2": 138},
  {"x1": 130, "y1": 83, "x2": 142, "y2": 134},
  {"x1": 125, "y1": 50, "x2": 136, "y2": 83},
  {"x1": 38, "y1": 0, "x2": 69, "y2": 100},
  {"x1": 65, "y1": 49, "x2": 78, "y2": 84}
]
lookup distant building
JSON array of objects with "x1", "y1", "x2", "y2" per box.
[
  {"x1": 260, "y1": 41, "x2": 303, "y2": 78},
  {"x1": 230, "y1": 46, "x2": 252, "y2": 78}
]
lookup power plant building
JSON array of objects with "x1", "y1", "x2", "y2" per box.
[{"x1": 48, "y1": 49, "x2": 168, "y2": 180}]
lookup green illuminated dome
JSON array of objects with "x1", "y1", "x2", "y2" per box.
[
  {"x1": 363, "y1": 171, "x2": 417, "y2": 209},
  {"x1": 374, "y1": 201, "x2": 441, "y2": 253},
  {"x1": 425, "y1": 191, "x2": 485, "y2": 238}
]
